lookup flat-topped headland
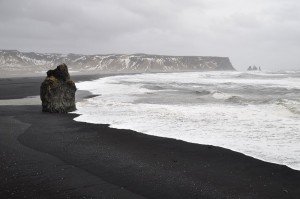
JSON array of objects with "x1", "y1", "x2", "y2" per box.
[{"x1": 0, "y1": 50, "x2": 234, "y2": 77}]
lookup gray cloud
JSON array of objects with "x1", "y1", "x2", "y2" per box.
[{"x1": 0, "y1": 0, "x2": 299, "y2": 70}]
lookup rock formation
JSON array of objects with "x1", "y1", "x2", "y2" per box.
[
  {"x1": 247, "y1": 66, "x2": 261, "y2": 71},
  {"x1": 40, "y1": 64, "x2": 76, "y2": 113}
]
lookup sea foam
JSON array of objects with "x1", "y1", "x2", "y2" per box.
[{"x1": 74, "y1": 71, "x2": 300, "y2": 170}]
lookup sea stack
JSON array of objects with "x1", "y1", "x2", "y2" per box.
[{"x1": 40, "y1": 63, "x2": 77, "y2": 113}]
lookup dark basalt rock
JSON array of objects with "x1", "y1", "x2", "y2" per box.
[
  {"x1": 247, "y1": 66, "x2": 261, "y2": 71},
  {"x1": 40, "y1": 64, "x2": 76, "y2": 113}
]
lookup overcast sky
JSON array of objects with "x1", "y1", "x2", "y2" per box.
[{"x1": 0, "y1": 0, "x2": 299, "y2": 70}]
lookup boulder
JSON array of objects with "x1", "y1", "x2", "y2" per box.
[{"x1": 40, "y1": 64, "x2": 77, "y2": 113}]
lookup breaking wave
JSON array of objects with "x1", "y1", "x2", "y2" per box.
[{"x1": 74, "y1": 71, "x2": 300, "y2": 170}]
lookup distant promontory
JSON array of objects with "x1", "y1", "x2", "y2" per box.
[{"x1": 0, "y1": 50, "x2": 235, "y2": 76}]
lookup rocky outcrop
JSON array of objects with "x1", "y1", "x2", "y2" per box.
[
  {"x1": 40, "y1": 64, "x2": 76, "y2": 113},
  {"x1": 247, "y1": 66, "x2": 261, "y2": 71}
]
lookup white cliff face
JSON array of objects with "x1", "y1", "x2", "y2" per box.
[{"x1": 0, "y1": 50, "x2": 235, "y2": 75}]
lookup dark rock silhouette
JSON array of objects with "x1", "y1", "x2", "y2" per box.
[
  {"x1": 40, "y1": 64, "x2": 77, "y2": 113},
  {"x1": 247, "y1": 65, "x2": 261, "y2": 71}
]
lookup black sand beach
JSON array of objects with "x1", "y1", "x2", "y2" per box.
[{"x1": 1, "y1": 76, "x2": 300, "y2": 199}]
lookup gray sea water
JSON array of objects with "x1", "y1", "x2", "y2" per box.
[{"x1": 74, "y1": 71, "x2": 300, "y2": 170}]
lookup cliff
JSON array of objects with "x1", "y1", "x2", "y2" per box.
[{"x1": 0, "y1": 50, "x2": 235, "y2": 75}]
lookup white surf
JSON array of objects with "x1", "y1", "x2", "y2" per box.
[{"x1": 74, "y1": 71, "x2": 300, "y2": 170}]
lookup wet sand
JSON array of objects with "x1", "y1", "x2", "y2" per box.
[{"x1": 0, "y1": 76, "x2": 300, "y2": 198}]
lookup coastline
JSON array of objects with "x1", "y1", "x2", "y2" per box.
[{"x1": 0, "y1": 75, "x2": 300, "y2": 198}]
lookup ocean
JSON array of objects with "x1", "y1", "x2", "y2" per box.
[{"x1": 74, "y1": 71, "x2": 300, "y2": 170}]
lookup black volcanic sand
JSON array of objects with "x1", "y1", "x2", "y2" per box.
[{"x1": 0, "y1": 76, "x2": 300, "y2": 199}]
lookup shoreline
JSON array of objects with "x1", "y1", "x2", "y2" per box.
[
  {"x1": 0, "y1": 75, "x2": 300, "y2": 198},
  {"x1": 74, "y1": 71, "x2": 300, "y2": 171},
  {"x1": 0, "y1": 74, "x2": 108, "y2": 100}
]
